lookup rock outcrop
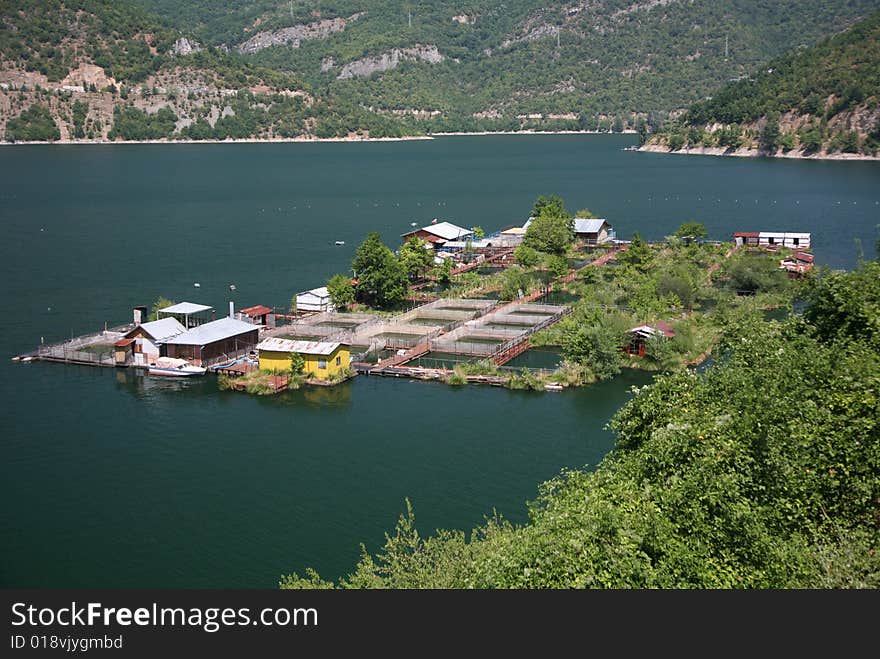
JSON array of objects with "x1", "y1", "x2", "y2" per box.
[
  {"x1": 237, "y1": 13, "x2": 363, "y2": 55},
  {"x1": 337, "y1": 45, "x2": 444, "y2": 80}
]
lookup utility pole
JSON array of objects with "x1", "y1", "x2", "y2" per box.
[
  {"x1": 725, "y1": 34, "x2": 729, "y2": 59},
  {"x1": 557, "y1": 27, "x2": 561, "y2": 49},
  {"x1": 408, "y1": 10, "x2": 412, "y2": 28}
]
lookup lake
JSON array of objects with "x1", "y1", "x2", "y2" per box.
[{"x1": 0, "y1": 135, "x2": 877, "y2": 587}]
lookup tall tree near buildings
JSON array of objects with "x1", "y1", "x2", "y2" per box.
[
  {"x1": 398, "y1": 237, "x2": 434, "y2": 281},
  {"x1": 326, "y1": 274, "x2": 355, "y2": 311},
  {"x1": 352, "y1": 232, "x2": 409, "y2": 308}
]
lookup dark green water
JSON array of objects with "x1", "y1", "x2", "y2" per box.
[{"x1": 1, "y1": 135, "x2": 877, "y2": 587}]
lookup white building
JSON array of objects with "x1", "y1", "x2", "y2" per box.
[{"x1": 296, "y1": 286, "x2": 334, "y2": 313}]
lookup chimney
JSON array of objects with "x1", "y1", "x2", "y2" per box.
[{"x1": 229, "y1": 301, "x2": 234, "y2": 318}]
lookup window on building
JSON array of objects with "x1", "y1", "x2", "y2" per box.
[
  {"x1": 793, "y1": 237, "x2": 799, "y2": 246},
  {"x1": 336, "y1": 356, "x2": 341, "y2": 366},
  {"x1": 318, "y1": 359, "x2": 327, "y2": 369}
]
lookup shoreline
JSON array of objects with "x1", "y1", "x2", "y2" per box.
[
  {"x1": 0, "y1": 130, "x2": 636, "y2": 146},
  {"x1": 638, "y1": 142, "x2": 880, "y2": 162}
]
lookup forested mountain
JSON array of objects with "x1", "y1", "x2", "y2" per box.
[
  {"x1": 645, "y1": 10, "x2": 880, "y2": 157},
  {"x1": 2, "y1": 1, "x2": 879, "y2": 140}
]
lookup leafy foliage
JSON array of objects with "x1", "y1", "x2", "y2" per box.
[
  {"x1": 280, "y1": 259, "x2": 880, "y2": 588},
  {"x1": 326, "y1": 273, "x2": 355, "y2": 311},
  {"x1": 352, "y1": 232, "x2": 409, "y2": 308},
  {"x1": 654, "y1": 11, "x2": 880, "y2": 155},
  {"x1": 4, "y1": 104, "x2": 60, "y2": 141},
  {"x1": 523, "y1": 196, "x2": 574, "y2": 255}
]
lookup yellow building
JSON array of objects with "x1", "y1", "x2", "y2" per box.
[{"x1": 256, "y1": 338, "x2": 350, "y2": 381}]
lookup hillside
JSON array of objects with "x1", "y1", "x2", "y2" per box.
[
  {"x1": 132, "y1": 0, "x2": 880, "y2": 130},
  {"x1": 0, "y1": 0, "x2": 408, "y2": 142},
  {"x1": 280, "y1": 260, "x2": 880, "y2": 589},
  {"x1": 2, "y1": 1, "x2": 880, "y2": 141},
  {"x1": 643, "y1": 11, "x2": 880, "y2": 158}
]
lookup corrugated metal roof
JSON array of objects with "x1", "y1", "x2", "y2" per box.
[
  {"x1": 257, "y1": 337, "x2": 345, "y2": 356},
  {"x1": 573, "y1": 218, "x2": 608, "y2": 234},
  {"x1": 127, "y1": 317, "x2": 187, "y2": 342},
  {"x1": 298, "y1": 286, "x2": 330, "y2": 299},
  {"x1": 406, "y1": 221, "x2": 473, "y2": 241},
  {"x1": 240, "y1": 305, "x2": 273, "y2": 317},
  {"x1": 159, "y1": 301, "x2": 213, "y2": 315},
  {"x1": 165, "y1": 317, "x2": 257, "y2": 346}
]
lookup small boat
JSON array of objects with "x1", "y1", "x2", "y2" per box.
[
  {"x1": 229, "y1": 284, "x2": 236, "y2": 291},
  {"x1": 193, "y1": 282, "x2": 200, "y2": 288},
  {"x1": 335, "y1": 240, "x2": 345, "y2": 245},
  {"x1": 148, "y1": 357, "x2": 206, "y2": 377},
  {"x1": 544, "y1": 383, "x2": 564, "y2": 392}
]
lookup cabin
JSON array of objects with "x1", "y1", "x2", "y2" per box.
[
  {"x1": 123, "y1": 317, "x2": 187, "y2": 366},
  {"x1": 256, "y1": 337, "x2": 350, "y2": 381},
  {"x1": 573, "y1": 218, "x2": 613, "y2": 244},
  {"x1": 157, "y1": 301, "x2": 214, "y2": 328},
  {"x1": 163, "y1": 317, "x2": 260, "y2": 366},
  {"x1": 239, "y1": 304, "x2": 275, "y2": 328},
  {"x1": 113, "y1": 338, "x2": 135, "y2": 366},
  {"x1": 759, "y1": 232, "x2": 811, "y2": 249},
  {"x1": 625, "y1": 322, "x2": 675, "y2": 357},
  {"x1": 401, "y1": 221, "x2": 473, "y2": 248},
  {"x1": 733, "y1": 232, "x2": 760, "y2": 247},
  {"x1": 734, "y1": 231, "x2": 811, "y2": 249},
  {"x1": 296, "y1": 287, "x2": 333, "y2": 313},
  {"x1": 779, "y1": 251, "x2": 815, "y2": 277}
]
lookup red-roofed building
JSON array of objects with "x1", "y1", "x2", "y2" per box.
[
  {"x1": 239, "y1": 304, "x2": 275, "y2": 328},
  {"x1": 625, "y1": 322, "x2": 676, "y2": 357}
]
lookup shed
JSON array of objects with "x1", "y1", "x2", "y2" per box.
[
  {"x1": 573, "y1": 218, "x2": 613, "y2": 244},
  {"x1": 296, "y1": 287, "x2": 333, "y2": 313},
  {"x1": 239, "y1": 304, "x2": 275, "y2": 328},
  {"x1": 625, "y1": 322, "x2": 675, "y2": 357},
  {"x1": 124, "y1": 317, "x2": 187, "y2": 366},
  {"x1": 733, "y1": 232, "x2": 760, "y2": 247},
  {"x1": 758, "y1": 232, "x2": 811, "y2": 249},
  {"x1": 401, "y1": 221, "x2": 473, "y2": 245},
  {"x1": 164, "y1": 317, "x2": 260, "y2": 366},
  {"x1": 114, "y1": 338, "x2": 135, "y2": 366},
  {"x1": 257, "y1": 337, "x2": 351, "y2": 381}
]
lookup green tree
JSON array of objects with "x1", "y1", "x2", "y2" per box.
[
  {"x1": 149, "y1": 296, "x2": 176, "y2": 321},
  {"x1": 759, "y1": 111, "x2": 781, "y2": 153},
  {"x1": 513, "y1": 244, "x2": 540, "y2": 268},
  {"x1": 674, "y1": 221, "x2": 708, "y2": 240},
  {"x1": 289, "y1": 352, "x2": 305, "y2": 374},
  {"x1": 5, "y1": 104, "x2": 60, "y2": 142},
  {"x1": 435, "y1": 257, "x2": 454, "y2": 287},
  {"x1": 398, "y1": 237, "x2": 433, "y2": 281},
  {"x1": 617, "y1": 232, "x2": 652, "y2": 270},
  {"x1": 352, "y1": 232, "x2": 409, "y2": 308},
  {"x1": 326, "y1": 274, "x2": 355, "y2": 311},
  {"x1": 523, "y1": 197, "x2": 574, "y2": 256},
  {"x1": 530, "y1": 195, "x2": 568, "y2": 220},
  {"x1": 547, "y1": 254, "x2": 570, "y2": 280},
  {"x1": 471, "y1": 226, "x2": 485, "y2": 240},
  {"x1": 499, "y1": 267, "x2": 532, "y2": 301},
  {"x1": 561, "y1": 323, "x2": 623, "y2": 381}
]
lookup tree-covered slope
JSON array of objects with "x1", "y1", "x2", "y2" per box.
[
  {"x1": 130, "y1": 0, "x2": 880, "y2": 129},
  {"x1": 646, "y1": 11, "x2": 880, "y2": 156},
  {"x1": 3, "y1": 1, "x2": 879, "y2": 140},
  {"x1": 0, "y1": 0, "x2": 412, "y2": 141},
  {"x1": 281, "y1": 260, "x2": 880, "y2": 588}
]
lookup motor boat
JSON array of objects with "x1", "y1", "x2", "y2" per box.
[{"x1": 148, "y1": 357, "x2": 207, "y2": 377}]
